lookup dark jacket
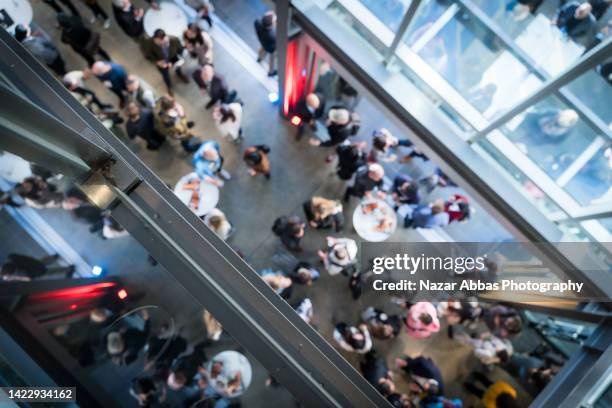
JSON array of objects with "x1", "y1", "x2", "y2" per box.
[
  {"x1": 126, "y1": 109, "x2": 165, "y2": 150},
  {"x1": 4, "y1": 254, "x2": 47, "y2": 278},
  {"x1": 143, "y1": 36, "x2": 183, "y2": 63},
  {"x1": 392, "y1": 174, "x2": 420, "y2": 205},
  {"x1": 360, "y1": 352, "x2": 389, "y2": 389},
  {"x1": 401, "y1": 356, "x2": 444, "y2": 395},
  {"x1": 351, "y1": 167, "x2": 383, "y2": 198},
  {"x1": 324, "y1": 122, "x2": 354, "y2": 147},
  {"x1": 293, "y1": 93, "x2": 326, "y2": 123},
  {"x1": 113, "y1": 5, "x2": 144, "y2": 38},
  {"x1": 192, "y1": 69, "x2": 231, "y2": 107},
  {"x1": 336, "y1": 144, "x2": 366, "y2": 180},
  {"x1": 254, "y1": 18, "x2": 276, "y2": 53},
  {"x1": 59, "y1": 15, "x2": 94, "y2": 50},
  {"x1": 556, "y1": 2, "x2": 596, "y2": 39}
]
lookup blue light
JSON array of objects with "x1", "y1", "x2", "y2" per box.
[
  {"x1": 91, "y1": 265, "x2": 103, "y2": 276},
  {"x1": 268, "y1": 92, "x2": 279, "y2": 103}
]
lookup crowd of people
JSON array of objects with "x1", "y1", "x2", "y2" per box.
[{"x1": 2, "y1": 0, "x2": 597, "y2": 406}]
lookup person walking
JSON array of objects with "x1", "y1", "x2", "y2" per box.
[
  {"x1": 192, "y1": 64, "x2": 237, "y2": 109},
  {"x1": 57, "y1": 13, "x2": 111, "y2": 66},
  {"x1": 243, "y1": 145, "x2": 271, "y2": 178},
  {"x1": 81, "y1": 0, "x2": 111, "y2": 28},
  {"x1": 254, "y1": 11, "x2": 277, "y2": 76},
  {"x1": 89, "y1": 60, "x2": 129, "y2": 107}
]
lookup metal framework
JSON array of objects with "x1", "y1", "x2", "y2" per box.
[
  {"x1": 383, "y1": 0, "x2": 421, "y2": 64},
  {"x1": 0, "y1": 29, "x2": 390, "y2": 408}
]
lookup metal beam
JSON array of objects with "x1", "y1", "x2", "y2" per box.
[
  {"x1": 0, "y1": 83, "x2": 106, "y2": 181},
  {"x1": 384, "y1": 0, "x2": 422, "y2": 64},
  {"x1": 469, "y1": 37, "x2": 612, "y2": 142},
  {"x1": 0, "y1": 28, "x2": 390, "y2": 408}
]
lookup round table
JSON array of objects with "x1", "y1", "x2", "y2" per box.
[
  {"x1": 143, "y1": 2, "x2": 188, "y2": 39},
  {"x1": 0, "y1": 0, "x2": 33, "y2": 34},
  {"x1": 353, "y1": 198, "x2": 397, "y2": 242},
  {"x1": 173, "y1": 172, "x2": 219, "y2": 217},
  {"x1": 205, "y1": 351, "x2": 252, "y2": 398}
]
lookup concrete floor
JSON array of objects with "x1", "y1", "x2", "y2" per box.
[{"x1": 2, "y1": 0, "x2": 542, "y2": 406}]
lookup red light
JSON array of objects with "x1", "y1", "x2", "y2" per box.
[
  {"x1": 29, "y1": 282, "x2": 117, "y2": 301},
  {"x1": 117, "y1": 289, "x2": 128, "y2": 300},
  {"x1": 290, "y1": 115, "x2": 302, "y2": 126},
  {"x1": 69, "y1": 304, "x2": 77, "y2": 310}
]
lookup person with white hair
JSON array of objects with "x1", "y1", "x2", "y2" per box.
[
  {"x1": 106, "y1": 309, "x2": 151, "y2": 365},
  {"x1": 63, "y1": 71, "x2": 113, "y2": 112},
  {"x1": 554, "y1": 1, "x2": 596, "y2": 40},
  {"x1": 192, "y1": 140, "x2": 231, "y2": 186},
  {"x1": 310, "y1": 105, "x2": 359, "y2": 147},
  {"x1": 343, "y1": 163, "x2": 386, "y2": 202},
  {"x1": 88, "y1": 60, "x2": 129, "y2": 106},
  {"x1": 317, "y1": 236, "x2": 358, "y2": 276}
]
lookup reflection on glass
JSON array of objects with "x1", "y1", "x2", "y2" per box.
[
  {"x1": 404, "y1": 0, "x2": 450, "y2": 47},
  {"x1": 563, "y1": 66, "x2": 612, "y2": 126},
  {"x1": 357, "y1": 0, "x2": 410, "y2": 31},
  {"x1": 411, "y1": 3, "x2": 540, "y2": 118},
  {"x1": 326, "y1": 1, "x2": 387, "y2": 56},
  {"x1": 564, "y1": 146, "x2": 612, "y2": 206},
  {"x1": 474, "y1": 139, "x2": 563, "y2": 216},
  {"x1": 502, "y1": 96, "x2": 596, "y2": 178}
]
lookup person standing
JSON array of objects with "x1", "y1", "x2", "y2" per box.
[
  {"x1": 343, "y1": 163, "x2": 386, "y2": 202},
  {"x1": 405, "y1": 302, "x2": 440, "y2": 339},
  {"x1": 555, "y1": 1, "x2": 596, "y2": 40},
  {"x1": 243, "y1": 145, "x2": 271, "y2": 178},
  {"x1": 303, "y1": 196, "x2": 344, "y2": 231},
  {"x1": 63, "y1": 70, "x2": 113, "y2": 112},
  {"x1": 57, "y1": 13, "x2": 111, "y2": 66},
  {"x1": 213, "y1": 103, "x2": 243, "y2": 142},
  {"x1": 14, "y1": 25, "x2": 66, "y2": 76},
  {"x1": 293, "y1": 93, "x2": 326, "y2": 139},
  {"x1": 272, "y1": 215, "x2": 305, "y2": 252},
  {"x1": 254, "y1": 11, "x2": 277, "y2": 76},
  {"x1": 1, "y1": 253, "x2": 75, "y2": 281},
  {"x1": 89, "y1": 61, "x2": 129, "y2": 107},
  {"x1": 153, "y1": 95, "x2": 199, "y2": 152},
  {"x1": 126, "y1": 102, "x2": 165, "y2": 150},
  {"x1": 183, "y1": 23, "x2": 213, "y2": 65},
  {"x1": 404, "y1": 200, "x2": 450, "y2": 229},
  {"x1": 112, "y1": 0, "x2": 144, "y2": 39},
  {"x1": 192, "y1": 140, "x2": 231, "y2": 186},
  {"x1": 317, "y1": 236, "x2": 358, "y2": 276},
  {"x1": 143, "y1": 29, "x2": 189, "y2": 94},
  {"x1": 42, "y1": 0, "x2": 80, "y2": 16},
  {"x1": 192, "y1": 64, "x2": 237, "y2": 109},
  {"x1": 125, "y1": 75, "x2": 157, "y2": 110}
]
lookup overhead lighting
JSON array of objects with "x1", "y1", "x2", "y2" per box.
[
  {"x1": 117, "y1": 289, "x2": 128, "y2": 300},
  {"x1": 268, "y1": 92, "x2": 279, "y2": 103},
  {"x1": 91, "y1": 266, "x2": 103, "y2": 277}
]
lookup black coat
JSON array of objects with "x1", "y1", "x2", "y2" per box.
[
  {"x1": 293, "y1": 93, "x2": 326, "y2": 123},
  {"x1": 113, "y1": 5, "x2": 144, "y2": 38},
  {"x1": 192, "y1": 70, "x2": 231, "y2": 106},
  {"x1": 254, "y1": 19, "x2": 276, "y2": 53},
  {"x1": 60, "y1": 17, "x2": 93, "y2": 50}
]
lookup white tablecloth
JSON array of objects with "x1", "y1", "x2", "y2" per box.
[
  {"x1": 173, "y1": 172, "x2": 219, "y2": 216},
  {"x1": 206, "y1": 351, "x2": 252, "y2": 398},
  {"x1": 0, "y1": 0, "x2": 33, "y2": 33},
  {"x1": 352, "y1": 198, "x2": 397, "y2": 242},
  {"x1": 143, "y1": 2, "x2": 188, "y2": 39}
]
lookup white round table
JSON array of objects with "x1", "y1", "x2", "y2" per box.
[
  {"x1": 206, "y1": 351, "x2": 252, "y2": 398},
  {"x1": 353, "y1": 198, "x2": 397, "y2": 242},
  {"x1": 143, "y1": 2, "x2": 188, "y2": 40},
  {"x1": 0, "y1": 0, "x2": 33, "y2": 34},
  {"x1": 173, "y1": 172, "x2": 219, "y2": 216}
]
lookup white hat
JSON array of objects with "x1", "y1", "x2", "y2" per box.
[{"x1": 328, "y1": 108, "x2": 350, "y2": 125}]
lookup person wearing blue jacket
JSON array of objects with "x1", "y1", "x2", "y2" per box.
[
  {"x1": 405, "y1": 200, "x2": 449, "y2": 229},
  {"x1": 192, "y1": 141, "x2": 230, "y2": 186}
]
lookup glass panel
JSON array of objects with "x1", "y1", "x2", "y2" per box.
[
  {"x1": 500, "y1": 95, "x2": 597, "y2": 180},
  {"x1": 408, "y1": 3, "x2": 542, "y2": 118},
  {"x1": 474, "y1": 138, "x2": 564, "y2": 216},
  {"x1": 472, "y1": 0, "x2": 586, "y2": 76},
  {"x1": 599, "y1": 217, "x2": 612, "y2": 234},
  {"x1": 325, "y1": 1, "x2": 388, "y2": 57},
  {"x1": 564, "y1": 146, "x2": 612, "y2": 206},
  {"x1": 404, "y1": 0, "x2": 452, "y2": 47},
  {"x1": 357, "y1": 0, "x2": 411, "y2": 32},
  {"x1": 562, "y1": 63, "x2": 612, "y2": 126}
]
